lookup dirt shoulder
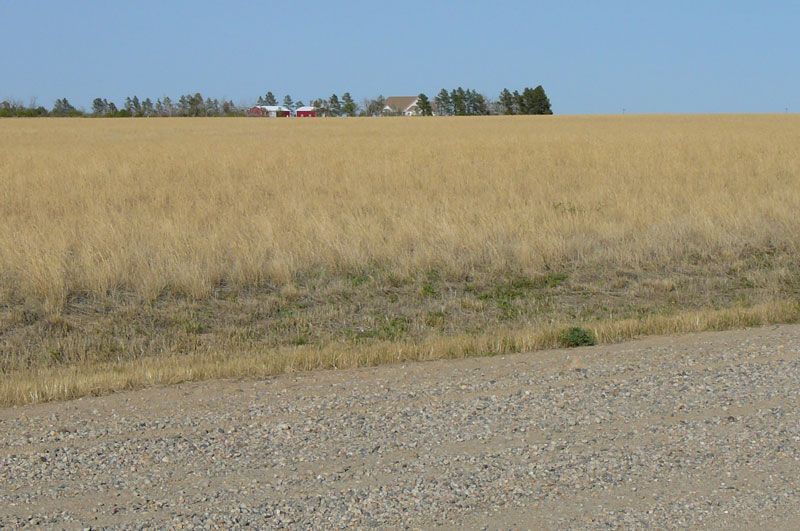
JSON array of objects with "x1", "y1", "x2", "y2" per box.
[{"x1": 2, "y1": 325, "x2": 800, "y2": 528}]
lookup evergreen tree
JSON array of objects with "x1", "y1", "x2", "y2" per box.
[
  {"x1": 132, "y1": 96, "x2": 142, "y2": 116},
  {"x1": 256, "y1": 95, "x2": 266, "y2": 105},
  {"x1": 283, "y1": 95, "x2": 294, "y2": 109},
  {"x1": 499, "y1": 88, "x2": 516, "y2": 115},
  {"x1": 341, "y1": 92, "x2": 357, "y2": 116},
  {"x1": 189, "y1": 93, "x2": 204, "y2": 116},
  {"x1": 265, "y1": 92, "x2": 277, "y2": 106},
  {"x1": 124, "y1": 97, "x2": 134, "y2": 115},
  {"x1": 513, "y1": 90, "x2": 523, "y2": 114},
  {"x1": 52, "y1": 98, "x2": 79, "y2": 116},
  {"x1": 434, "y1": 89, "x2": 452, "y2": 116},
  {"x1": 471, "y1": 92, "x2": 489, "y2": 115},
  {"x1": 312, "y1": 98, "x2": 328, "y2": 116},
  {"x1": 141, "y1": 98, "x2": 155, "y2": 117},
  {"x1": 178, "y1": 95, "x2": 189, "y2": 116},
  {"x1": 464, "y1": 89, "x2": 482, "y2": 115},
  {"x1": 91, "y1": 98, "x2": 107, "y2": 116},
  {"x1": 162, "y1": 96, "x2": 174, "y2": 116},
  {"x1": 328, "y1": 94, "x2": 341, "y2": 116},
  {"x1": 530, "y1": 85, "x2": 553, "y2": 114},
  {"x1": 464, "y1": 89, "x2": 474, "y2": 115},
  {"x1": 416, "y1": 93, "x2": 433, "y2": 116},
  {"x1": 451, "y1": 87, "x2": 467, "y2": 115},
  {"x1": 204, "y1": 97, "x2": 219, "y2": 116},
  {"x1": 523, "y1": 87, "x2": 538, "y2": 114}
]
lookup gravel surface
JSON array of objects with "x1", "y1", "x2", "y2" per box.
[{"x1": 2, "y1": 325, "x2": 800, "y2": 529}]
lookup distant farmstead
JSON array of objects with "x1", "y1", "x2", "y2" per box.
[
  {"x1": 383, "y1": 96, "x2": 422, "y2": 116},
  {"x1": 247, "y1": 105, "x2": 291, "y2": 117},
  {"x1": 295, "y1": 106, "x2": 317, "y2": 118}
]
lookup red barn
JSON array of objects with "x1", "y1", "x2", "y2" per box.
[{"x1": 296, "y1": 106, "x2": 317, "y2": 117}]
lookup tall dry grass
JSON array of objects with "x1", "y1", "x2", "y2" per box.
[
  {"x1": 2, "y1": 115, "x2": 800, "y2": 405},
  {"x1": 2, "y1": 115, "x2": 798, "y2": 312}
]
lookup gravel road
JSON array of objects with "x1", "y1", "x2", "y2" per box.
[{"x1": 2, "y1": 325, "x2": 800, "y2": 529}]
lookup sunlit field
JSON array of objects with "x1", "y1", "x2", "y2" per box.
[{"x1": 1, "y1": 115, "x2": 799, "y2": 404}]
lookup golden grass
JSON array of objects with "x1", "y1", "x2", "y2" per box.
[
  {"x1": 4, "y1": 299, "x2": 798, "y2": 407},
  {"x1": 1, "y1": 115, "x2": 800, "y2": 405},
  {"x1": 2, "y1": 115, "x2": 798, "y2": 310}
]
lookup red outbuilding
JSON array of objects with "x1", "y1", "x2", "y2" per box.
[
  {"x1": 295, "y1": 106, "x2": 317, "y2": 118},
  {"x1": 247, "y1": 106, "x2": 267, "y2": 117}
]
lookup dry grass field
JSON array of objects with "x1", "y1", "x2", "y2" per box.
[{"x1": 1, "y1": 115, "x2": 799, "y2": 404}]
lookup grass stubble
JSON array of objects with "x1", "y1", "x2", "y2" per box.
[{"x1": 1, "y1": 115, "x2": 799, "y2": 405}]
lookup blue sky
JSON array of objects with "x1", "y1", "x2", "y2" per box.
[{"x1": 1, "y1": 0, "x2": 798, "y2": 113}]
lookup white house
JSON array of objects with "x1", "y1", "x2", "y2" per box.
[{"x1": 383, "y1": 96, "x2": 422, "y2": 116}]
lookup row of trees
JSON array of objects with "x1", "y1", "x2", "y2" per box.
[
  {"x1": 1, "y1": 86, "x2": 553, "y2": 117},
  {"x1": 0, "y1": 100, "x2": 50, "y2": 117},
  {"x1": 1, "y1": 94, "x2": 242, "y2": 118},
  {"x1": 257, "y1": 91, "x2": 302, "y2": 109},
  {"x1": 433, "y1": 88, "x2": 491, "y2": 116},
  {"x1": 497, "y1": 86, "x2": 552, "y2": 115},
  {"x1": 308, "y1": 93, "x2": 359, "y2": 117},
  {"x1": 305, "y1": 85, "x2": 551, "y2": 117},
  {"x1": 92, "y1": 93, "x2": 241, "y2": 117}
]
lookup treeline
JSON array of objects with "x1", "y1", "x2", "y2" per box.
[
  {"x1": 254, "y1": 85, "x2": 552, "y2": 117},
  {"x1": 0, "y1": 100, "x2": 50, "y2": 117},
  {"x1": 497, "y1": 86, "x2": 552, "y2": 115},
  {"x1": 256, "y1": 91, "x2": 307, "y2": 111},
  {"x1": 1, "y1": 98, "x2": 84, "y2": 117},
  {"x1": 92, "y1": 93, "x2": 241, "y2": 117},
  {"x1": 0, "y1": 93, "x2": 243, "y2": 118},
  {"x1": 309, "y1": 93, "x2": 359, "y2": 117},
  {"x1": 432, "y1": 88, "x2": 490, "y2": 116},
  {"x1": 0, "y1": 85, "x2": 553, "y2": 117}
]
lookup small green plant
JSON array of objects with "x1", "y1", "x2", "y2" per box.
[
  {"x1": 377, "y1": 316, "x2": 409, "y2": 340},
  {"x1": 420, "y1": 269, "x2": 440, "y2": 297},
  {"x1": 559, "y1": 326, "x2": 596, "y2": 347},
  {"x1": 421, "y1": 282, "x2": 438, "y2": 297}
]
